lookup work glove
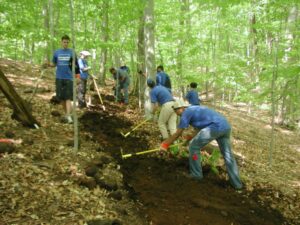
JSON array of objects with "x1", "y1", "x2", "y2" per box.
[{"x1": 160, "y1": 142, "x2": 170, "y2": 151}]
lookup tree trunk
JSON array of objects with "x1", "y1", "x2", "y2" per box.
[
  {"x1": 99, "y1": 0, "x2": 109, "y2": 85},
  {"x1": 143, "y1": 0, "x2": 155, "y2": 116},
  {"x1": 0, "y1": 69, "x2": 40, "y2": 127},
  {"x1": 69, "y1": 0, "x2": 79, "y2": 152}
]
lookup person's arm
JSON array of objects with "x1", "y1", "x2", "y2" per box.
[
  {"x1": 160, "y1": 128, "x2": 184, "y2": 150},
  {"x1": 78, "y1": 59, "x2": 90, "y2": 72},
  {"x1": 152, "y1": 103, "x2": 159, "y2": 114}
]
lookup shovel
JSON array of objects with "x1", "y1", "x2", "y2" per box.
[
  {"x1": 91, "y1": 75, "x2": 106, "y2": 111},
  {"x1": 120, "y1": 143, "x2": 181, "y2": 159},
  {"x1": 120, "y1": 118, "x2": 150, "y2": 138}
]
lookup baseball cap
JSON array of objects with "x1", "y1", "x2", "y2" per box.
[
  {"x1": 172, "y1": 99, "x2": 189, "y2": 110},
  {"x1": 80, "y1": 50, "x2": 91, "y2": 56}
]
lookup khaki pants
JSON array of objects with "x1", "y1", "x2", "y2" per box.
[{"x1": 158, "y1": 101, "x2": 177, "y2": 139}]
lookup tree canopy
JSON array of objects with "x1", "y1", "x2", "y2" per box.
[{"x1": 0, "y1": 0, "x2": 299, "y2": 126}]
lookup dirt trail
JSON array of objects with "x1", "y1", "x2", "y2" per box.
[{"x1": 80, "y1": 101, "x2": 288, "y2": 225}]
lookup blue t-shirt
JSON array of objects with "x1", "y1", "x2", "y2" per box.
[
  {"x1": 150, "y1": 85, "x2": 174, "y2": 105},
  {"x1": 53, "y1": 48, "x2": 73, "y2": 80},
  {"x1": 156, "y1": 72, "x2": 171, "y2": 91},
  {"x1": 186, "y1": 89, "x2": 200, "y2": 105},
  {"x1": 178, "y1": 105, "x2": 231, "y2": 131},
  {"x1": 78, "y1": 58, "x2": 89, "y2": 79}
]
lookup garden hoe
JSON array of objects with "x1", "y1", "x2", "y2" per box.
[
  {"x1": 120, "y1": 143, "x2": 181, "y2": 159},
  {"x1": 91, "y1": 75, "x2": 106, "y2": 111}
]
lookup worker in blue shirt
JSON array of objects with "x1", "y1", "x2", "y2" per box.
[
  {"x1": 185, "y1": 82, "x2": 200, "y2": 105},
  {"x1": 160, "y1": 100, "x2": 243, "y2": 190},
  {"x1": 156, "y1": 65, "x2": 171, "y2": 93},
  {"x1": 77, "y1": 50, "x2": 91, "y2": 108},
  {"x1": 52, "y1": 35, "x2": 78, "y2": 123},
  {"x1": 109, "y1": 67, "x2": 130, "y2": 105},
  {"x1": 147, "y1": 78, "x2": 177, "y2": 140}
]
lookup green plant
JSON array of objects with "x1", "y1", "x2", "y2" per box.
[{"x1": 201, "y1": 149, "x2": 221, "y2": 175}]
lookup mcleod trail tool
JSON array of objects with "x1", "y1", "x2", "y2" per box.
[
  {"x1": 120, "y1": 118, "x2": 150, "y2": 138},
  {"x1": 121, "y1": 143, "x2": 181, "y2": 159},
  {"x1": 91, "y1": 75, "x2": 106, "y2": 111}
]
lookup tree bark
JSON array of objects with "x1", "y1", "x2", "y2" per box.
[{"x1": 143, "y1": 0, "x2": 155, "y2": 117}]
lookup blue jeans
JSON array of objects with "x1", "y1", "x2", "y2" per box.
[
  {"x1": 189, "y1": 127, "x2": 243, "y2": 189},
  {"x1": 116, "y1": 82, "x2": 129, "y2": 104}
]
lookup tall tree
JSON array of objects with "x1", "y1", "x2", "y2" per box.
[
  {"x1": 98, "y1": 0, "x2": 109, "y2": 85},
  {"x1": 143, "y1": 0, "x2": 155, "y2": 116}
]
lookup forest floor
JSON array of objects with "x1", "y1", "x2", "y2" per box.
[{"x1": 0, "y1": 58, "x2": 300, "y2": 225}]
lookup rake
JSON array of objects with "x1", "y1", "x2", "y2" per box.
[
  {"x1": 91, "y1": 75, "x2": 106, "y2": 111},
  {"x1": 120, "y1": 143, "x2": 181, "y2": 159}
]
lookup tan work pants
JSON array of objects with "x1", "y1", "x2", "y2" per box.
[{"x1": 158, "y1": 101, "x2": 177, "y2": 140}]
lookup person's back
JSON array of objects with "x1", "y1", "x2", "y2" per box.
[
  {"x1": 180, "y1": 105, "x2": 230, "y2": 131},
  {"x1": 117, "y1": 69, "x2": 130, "y2": 85},
  {"x1": 150, "y1": 85, "x2": 173, "y2": 106},
  {"x1": 156, "y1": 65, "x2": 171, "y2": 92},
  {"x1": 185, "y1": 82, "x2": 200, "y2": 105}
]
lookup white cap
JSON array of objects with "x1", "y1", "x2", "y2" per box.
[
  {"x1": 172, "y1": 99, "x2": 189, "y2": 110},
  {"x1": 80, "y1": 50, "x2": 91, "y2": 56}
]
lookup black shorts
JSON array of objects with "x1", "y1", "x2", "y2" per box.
[{"x1": 56, "y1": 79, "x2": 73, "y2": 101}]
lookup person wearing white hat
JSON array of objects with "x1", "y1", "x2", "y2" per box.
[
  {"x1": 160, "y1": 101, "x2": 243, "y2": 190},
  {"x1": 77, "y1": 50, "x2": 91, "y2": 108}
]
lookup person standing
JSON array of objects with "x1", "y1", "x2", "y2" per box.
[
  {"x1": 147, "y1": 78, "x2": 177, "y2": 140},
  {"x1": 160, "y1": 100, "x2": 243, "y2": 190},
  {"x1": 109, "y1": 67, "x2": 130, "y2": 105},
  {"x1": 185, "y1": 82, "x2": 200, "y2": 105},
  {"x1": 156, "y1": 65, "x2": 172, "y2": 93},
  {"x1": 52, "y1": 35, "x2": 76, "y2": 123},
  {"x1": 77, "y1": 50, "x2": 91, "y2": 108}
]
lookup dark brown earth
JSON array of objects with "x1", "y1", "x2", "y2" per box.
[
  {"x1": 79, "y1": 102, "x2": 289, "y2": 225},
  {"x1": 0, "y1": 59, "x2": 299, "y2": 225}
]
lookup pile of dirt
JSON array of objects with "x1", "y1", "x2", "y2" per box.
[{"x1": 0, "y1": 58, "x2": 300, "y2": 225}]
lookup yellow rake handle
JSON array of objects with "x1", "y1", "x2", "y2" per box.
[
  {"x1": 92, "y1": 76, "x2": 104, "y2": 105},
  {"x1": 121, "y1": 143, "x2": 181, "y2": 159},
  {"x1": 122, "y1": 118, "x2": 150, "y2": 137}
]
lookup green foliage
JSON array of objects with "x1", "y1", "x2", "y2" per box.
[{"x1": 201, "y1": 149, "x2": 222, "y2": 175}]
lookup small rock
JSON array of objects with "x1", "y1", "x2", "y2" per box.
[
  {"x1": 78, "y1": 177, "x2": 97, "y2": 190},
  {"x1": 4, "y1": 131, "x2": 15, "y2": 138},
  {"x1": 92, "y1": 155, "x2": 111, "y2": 167},
  {"x1": 0, "y1": 143, "x2": 16, "y2": 154},
  {"x1": 85, "y1": 165, "x2": 99, "y2": 177},
  {"x1": 108, "y1": 190, "x2": 123, "y2": 201},
  {"x1": 23, "y1": 137, "x2": 34, "y2": 145},
  {"x1": 95, "y1": 173, "x2": 118, "y2": 191},
  {"x1": 51, "y1": 110, "x2": 61, "y2": 117},
  {"x1": 87, "y1": 219, "x2": 122, "y2": 225}
]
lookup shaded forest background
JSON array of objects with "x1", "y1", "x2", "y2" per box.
[{"x1": 1, "y1": 1, "x2": 299, "y2": 128}]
